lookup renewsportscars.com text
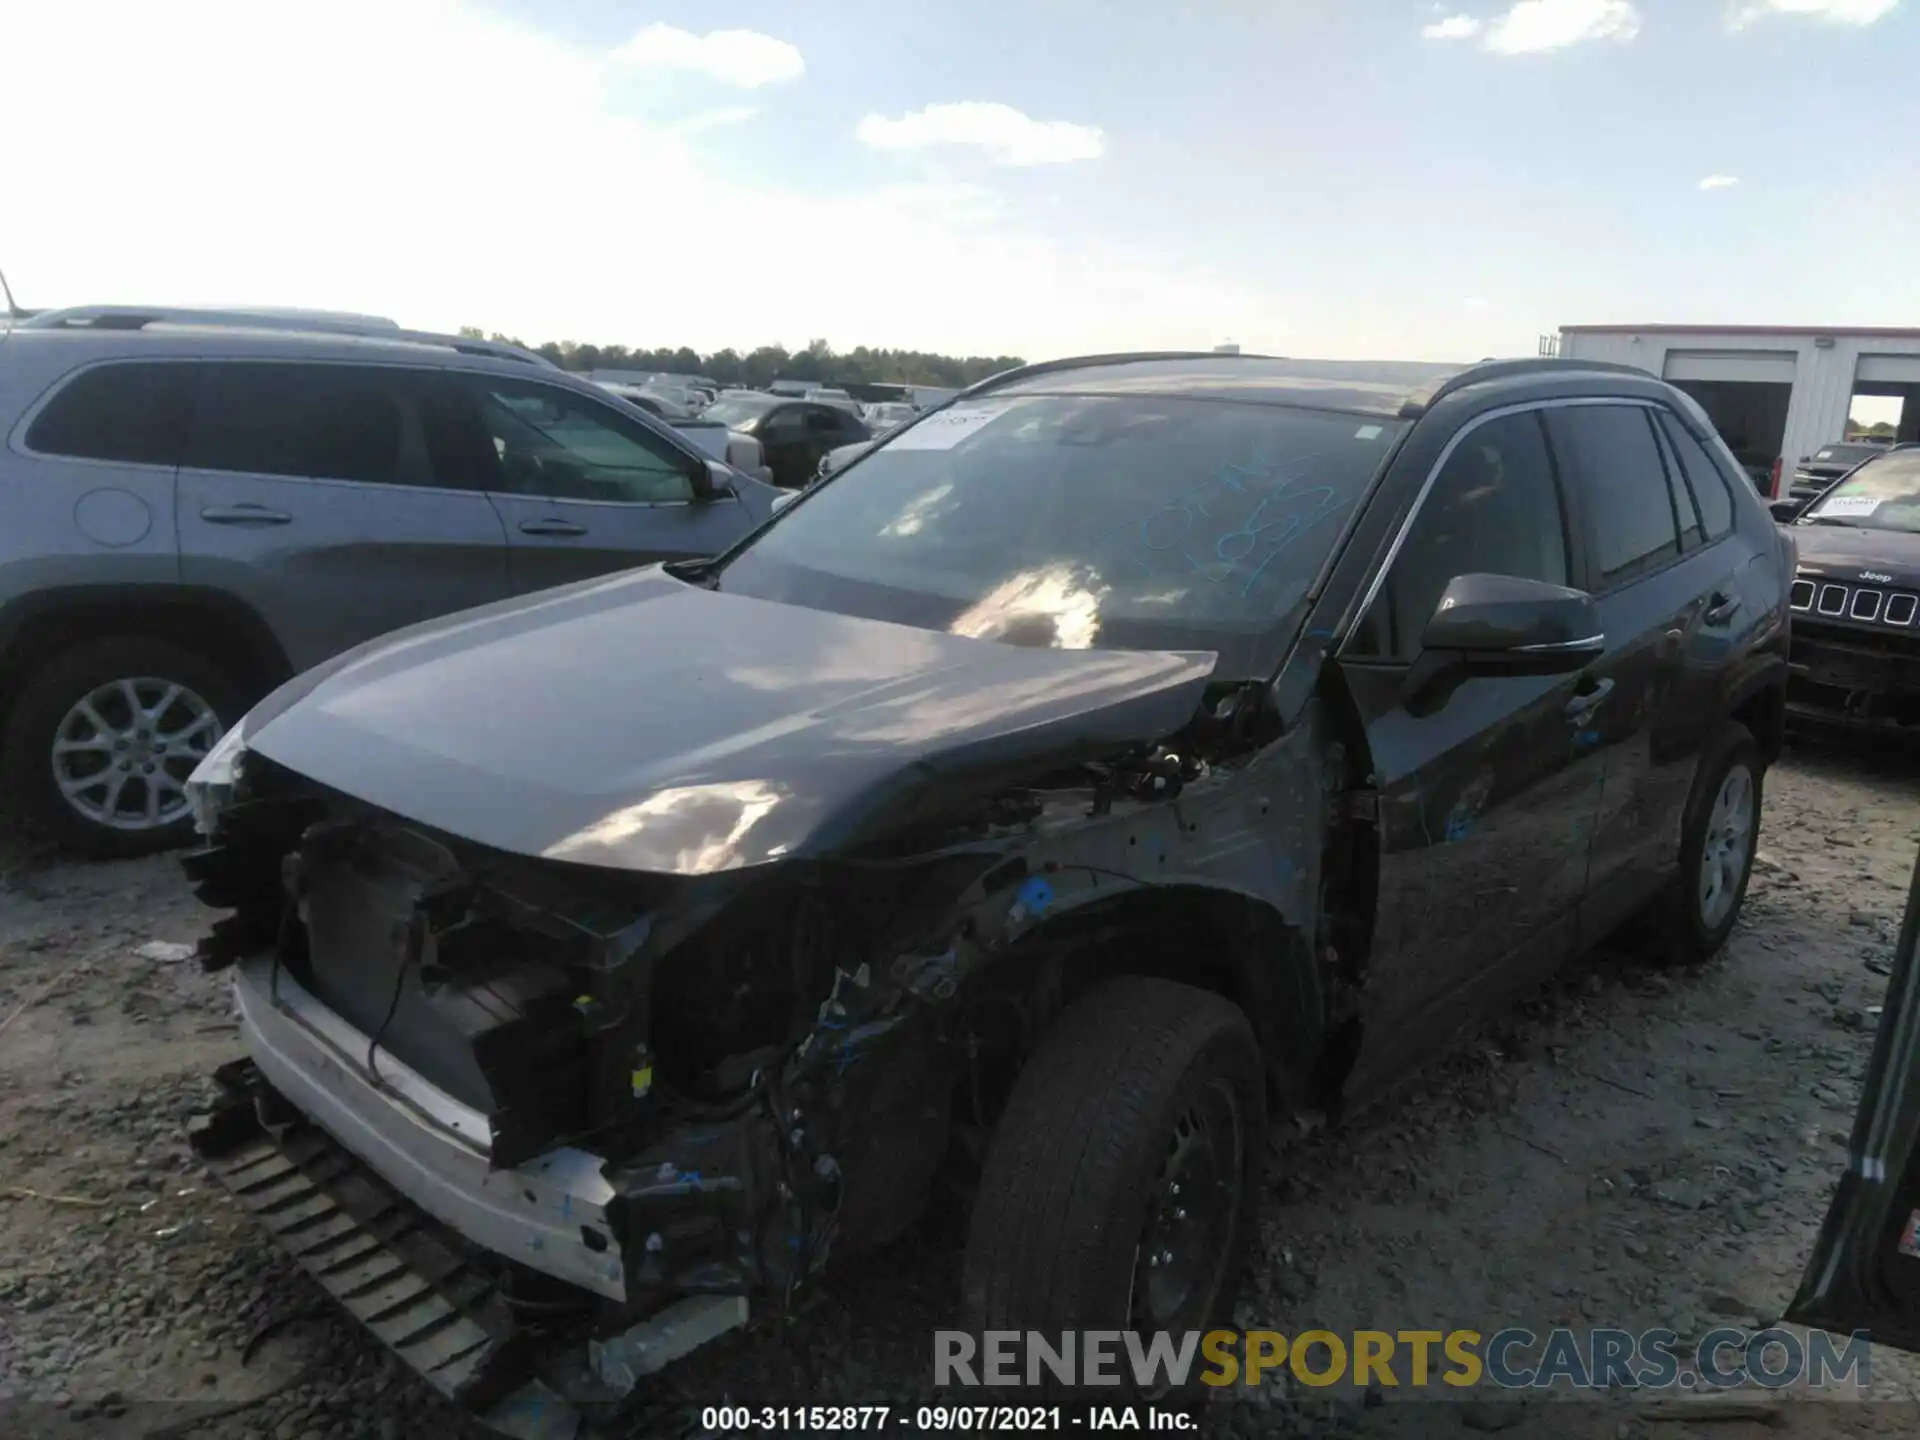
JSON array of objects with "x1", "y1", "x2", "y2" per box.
[{"x1": 934, "y1": 1327, "x2": 1872, "y2": 1391}]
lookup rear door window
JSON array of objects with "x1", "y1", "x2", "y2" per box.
[
  {"x1": 1351, "y1": 409, "x2": 1571, "y2": 660},
  {"x1": 185, "y1": 363, "x2": 443, "y2": 487},
  {"x1": 1655, "y1": 411, "x2": 1736, "y2": 541},
  {"x1": 25, "y1": 361, "x2": 197, "y2": 465},
  {"x1": 1547, "y1": 405, "x2": 1681, "y2": 587}
]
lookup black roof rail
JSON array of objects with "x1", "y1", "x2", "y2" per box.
[{"x1": 1403, "y1": 356, "x2": 1656, "y2": 417}]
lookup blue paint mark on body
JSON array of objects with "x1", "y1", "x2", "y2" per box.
[{"x1": 1016, "y1": 876, "x2": 1055, "y2": 915}]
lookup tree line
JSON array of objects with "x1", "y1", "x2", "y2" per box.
[{"x1": 458, "y1": 330, "x2": 1024, "y2": 389}]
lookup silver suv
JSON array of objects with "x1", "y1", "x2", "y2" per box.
[{"x1": 0, "y1": 307, "x2": 778, "y2": 855}]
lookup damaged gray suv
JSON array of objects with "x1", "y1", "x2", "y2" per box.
[{"x1": 186, "y1": 353, "x2": 1791, "y2": 1432}]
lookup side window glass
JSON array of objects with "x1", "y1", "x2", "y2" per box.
[
  {"x1": 1654, "y1": 424, "x2": 1703, "y2": 551},
  {"x1": 805, "y1": 409, "x2": 840, "y2": 437},
  {"x1": 186, "y1": 364, "x2": 439, "y2": 487},
  {"x1": 26, "y1": 362, "x2": 197, "y2": 465},
  {"x1": 1656, "y1": 411, "x2": 1736, "y2": 541},
  {"x1": 1353, "y1": 410, "x2": 1570, "y2": 659},
  {"x1": 469, "y1": 380, "x2": 696, "y2": 504},
  {"x1": 1548, "y1": 405, "x2": 1679, "y2": 586}
]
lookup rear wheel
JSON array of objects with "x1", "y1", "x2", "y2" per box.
[
  {"x1": 961, "y1": 978, "x2": 1265, "y2": 1394},
  {"x1": 1652, "y1": 721, "x2": 1762, "y2": 964},
  {"x1": 1, "y1": 637, "x2": 242, "y2": 857}
]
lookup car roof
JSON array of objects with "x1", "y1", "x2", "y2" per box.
[
  {"x1": 8, "y1": 308, "x2": 554, "y2": 374},
  {"x1": 962, "y1": 352, "x2": 1661, "y2": 419}
]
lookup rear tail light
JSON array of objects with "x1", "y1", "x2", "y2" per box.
[{"x1": 1769, "y1": 457, "x2": 1783, "y2": 497}]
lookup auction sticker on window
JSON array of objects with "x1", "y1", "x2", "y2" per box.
[
  {"x1": 1817, "y1": 495, "x2": 1883, "y2": 517},
  {"x1": 889, "y1": 404, "x2": 1015, "y2": 451}
]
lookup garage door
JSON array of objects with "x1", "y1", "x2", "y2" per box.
[
  {"x1": 1662, "y1": 350, "x2": 1798, "y2": 384},
  {"x1": 1856, "y1": 355, "x2": 1920, "y2": 384}
]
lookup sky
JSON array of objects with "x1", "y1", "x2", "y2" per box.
[{"x1": 1, "y1": 0, "x2": 1915, "y2": 365}]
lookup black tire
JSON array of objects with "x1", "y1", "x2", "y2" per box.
[
  {"x1": 961, "y1": 978, "x2": 1265, "y2": 1394},
  {"x1": 1652, "y1": 721, "x2": 1763, "y2": 965},
  {"x1": 1, "y1": 637, "x2": 245, "y2": 858}
]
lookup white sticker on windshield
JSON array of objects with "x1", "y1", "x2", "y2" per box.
[
  {"x1": 1355, "y1": 424, "x2": 1384, "y2": 440},
  {"x1": 887, "y1": 404, "x2": 1014, "y2": 451},
  {"x1": 1818, "y1": 495, "x2": 1883, "y2": 517}
]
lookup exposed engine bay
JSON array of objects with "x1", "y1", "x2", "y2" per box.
[{"x1": 185, "y1": 678, "x2": 1352, "y2": 1434}]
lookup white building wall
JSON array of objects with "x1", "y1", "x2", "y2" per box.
[{"x1": 1557, "y1": 328, "x2": 1920, "y2": 479}]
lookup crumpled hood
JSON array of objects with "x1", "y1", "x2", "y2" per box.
[
  {"x1": 1791, "y1": 524, "x2": 1920, "y2": 591},
  {"x1": 243, "y1": 568, "x2": 1218, "y2": 874}
]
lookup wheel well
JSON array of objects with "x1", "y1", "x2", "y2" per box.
[
  {"x1": 0, "y1": 589, "x2": 292, "y2": 722},
  {"x1": 1732, "y1": 682, "x2": 1785, "y2": 767},
  {"x1": 982, "y1": 884, "x2": 1325, "y2": 1109}
]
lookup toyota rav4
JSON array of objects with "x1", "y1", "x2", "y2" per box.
[{"x1": 184, "y1": 353, "x2": 1791, "y2": 1435}]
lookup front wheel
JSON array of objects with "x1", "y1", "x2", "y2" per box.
[
  {"x1": 961, "y1": 978, "x2": 1265, "y2": 1393},
  {"x1": 1, "y1": 637, "x2": 243, "y2": 857}
]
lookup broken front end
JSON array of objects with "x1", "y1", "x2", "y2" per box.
[{"x1": 183, "y1": 696, "x2": 1320, "y2": 1435}]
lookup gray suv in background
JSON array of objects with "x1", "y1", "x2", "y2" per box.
[{"x1": 0, "y1": 307, "x2": 777, "y2": 855}]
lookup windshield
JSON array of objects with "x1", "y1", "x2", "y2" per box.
[
  {"x1": 1815, "y1": 444, "x2": 1879, "y2": 464},
  {"x1": 1803, "y1": 450, "x2": 1920, "y2": 531},
  {"x1": 704, "y1": 398, "x2": 777, "y2": 427},
  {"x1": 715, "y1": 393, "x2": 1404, "y2": 674}
]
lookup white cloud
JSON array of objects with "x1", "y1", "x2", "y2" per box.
[
  {"x1": 613, "y1": 23, "x2": 803, "y2": 88},
  {"x1": 1727, "y1": 0, "x2": 1899, "y2": 28},
  {"x1": 0, "y1": 2, "x2": 1276, "y2": 362},
  {"x1": 1423, "y1": 14, "x2": 1485, "y2": 38},
  {"x1": 1484, "y1": 0, "x2": 1642, "y2": 52},
  {"x1": 856, "y1": 102, "x2": 1105, "y2": 167},
  {"x1": 669, "y1": 106, "x2": 762, "y2": 136},
  {"x1": 1699, "y1": 174, "x2": 1742, "y2": 189}
]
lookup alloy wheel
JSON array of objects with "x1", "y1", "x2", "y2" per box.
[
  {"x1": 49, "y1": 676, "x2": 223, "y2": 832},
  {"x1": 1698, "y1": 762, "x2": 1756, "y2": 930}
]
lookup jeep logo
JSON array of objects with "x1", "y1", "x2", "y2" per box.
[{"x1": 1860, "y1": 571, "x2": 1894, "y2": 583}]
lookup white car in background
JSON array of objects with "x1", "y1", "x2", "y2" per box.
[
  {"x1": 862, "y1": 401, "x2": 919, "y2": 433},
  {"x1": 804, "y1": 387, "x2": 865, "y2": 416},
  {"x1": 817, "y1": 438, "x2": 874, "y2": 479},
  {"x1": 673, "y1": 418, "x2": 774, "y2": 486},
  {"x1": 595, "y1": 382, "x2": 694, "y2": 421}
]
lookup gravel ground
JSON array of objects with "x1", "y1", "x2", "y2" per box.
[{"x1": 5, "y1": 736, "x2": 1920, "y2": 1439}]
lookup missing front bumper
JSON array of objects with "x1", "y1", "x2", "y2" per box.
[
  {"x1": 189, "y1": 1059, "x2": 584, "y2": 1438},
  {"x1": 190, "y1": 1060, "x2": 755, "y2": 1440}
]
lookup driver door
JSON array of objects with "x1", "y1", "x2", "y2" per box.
[
  {"x1": 1334, "y1": 406, "x2": 1609, "y2": 1100},
  {"x1": 1788, "y1": 845, "x2": 1920, "y2": 1352}
]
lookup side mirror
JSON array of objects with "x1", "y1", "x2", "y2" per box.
[
  {"x1": 1403, "y1": 573, "x2": 1603, "y2": 715},
  {"x1": 770, "y1": 491, "x2": 800, "y2": 513},
  {"x1": 697, "y1": 458, "x2": 735, "y2": 500},
  {"x1": 1770, "y1": 497, "x2": 1807, "y2": 523}
]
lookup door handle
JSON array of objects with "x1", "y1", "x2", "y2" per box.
[
  {"x1": 1564, "y1": 677, "x2": 1615, "y2": 722},
  {"x1": 519, "y1": 519, "x2": 588, "y2": 538},
  {"x1": 1703, "y1": 591, "x2": 1741, "y2": 626},
  {"x1": 199, "y1": 505, "x2": 292, "y2": 526}
]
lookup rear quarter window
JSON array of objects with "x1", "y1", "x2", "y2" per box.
[
  {"x1": 1656, "y1": 412, "x2": 1736, "y2": 541},
  {"x1": 24, "y1": 361, "x2": 197, "y2": 465}
]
